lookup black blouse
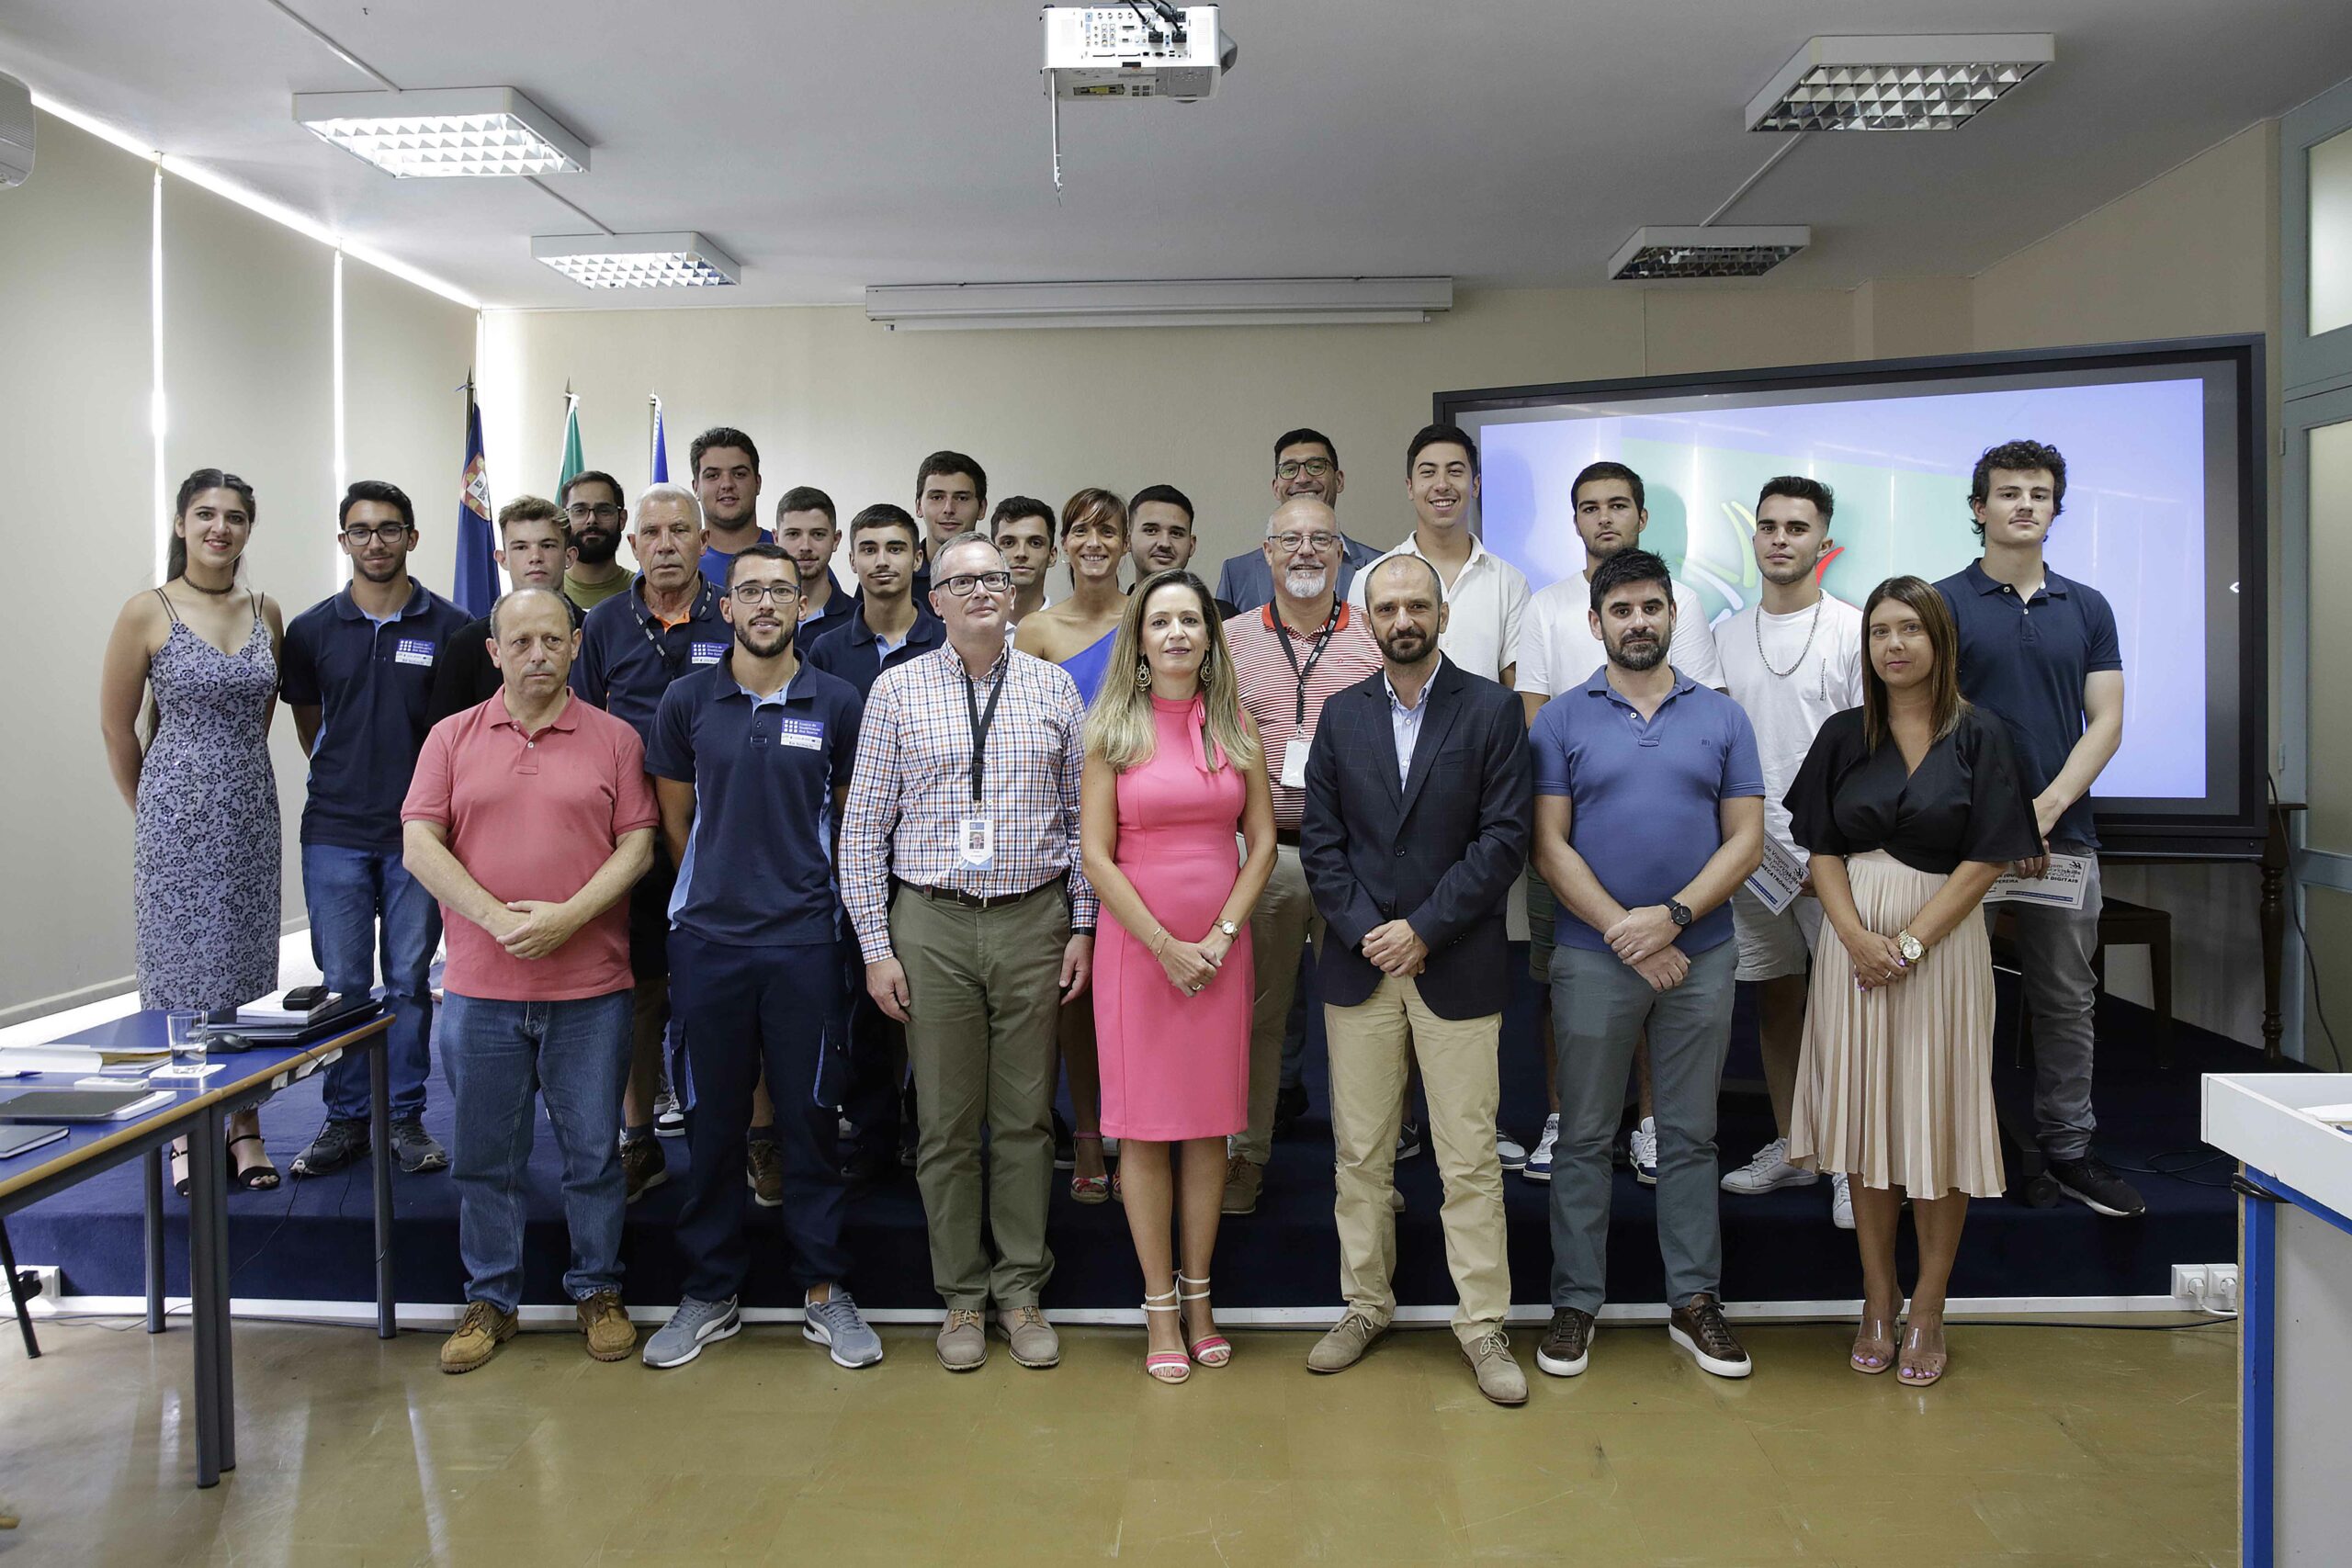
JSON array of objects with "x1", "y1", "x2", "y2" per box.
[{"x1": 1783, "y1": 706, "x2": 2041, "y2": 875}]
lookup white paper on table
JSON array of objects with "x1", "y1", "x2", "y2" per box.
[
  {"x1": 1983, "y1": 852, "x2": 2091, "y2": 910},
  {"x1": 1744, "y1": 837, "x2": 1808, "y2": 917}
]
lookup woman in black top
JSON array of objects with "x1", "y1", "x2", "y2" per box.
[{"x1": 1783, "y1": 576, "x2": 2040, "y2": 1387}]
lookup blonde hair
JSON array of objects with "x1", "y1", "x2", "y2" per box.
[{"x1": 1085, "y1": 570, "x2": 1260, "y2": 775}]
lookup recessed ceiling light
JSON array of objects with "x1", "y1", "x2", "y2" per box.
[
  {"x1": 1747, "y1": 35, "x2": 2054, "y2": 132},
  {"x1": 1607, "y1": 227, "x2": 1811, "y2": 281},
  {"x1": 293, "y1": 87, "x2": 588, "y2": 177},
  {"x1": 533, "y1": 232, "x2": 741, "y2": 289}
]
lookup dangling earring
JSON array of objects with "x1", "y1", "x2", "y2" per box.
[{"x1": 1136, "y1": 660, "x2": 1151, "y2": 690}]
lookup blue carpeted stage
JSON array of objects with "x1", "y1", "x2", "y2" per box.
[{"x1": 7, "y1": 957, "x2": 2257, "y2": 1318}]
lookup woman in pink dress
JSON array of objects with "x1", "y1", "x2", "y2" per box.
[{"x1": 1082, "y1": 570, "x2": 1276, "y2": 1383}]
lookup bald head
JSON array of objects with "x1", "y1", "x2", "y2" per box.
[
  {"x1": 1368, "y1": 551, "x2": 1444, "y2": 604},
  {"x1": 1262, "y1": 496, "x2": 1344, "y2": 606}
]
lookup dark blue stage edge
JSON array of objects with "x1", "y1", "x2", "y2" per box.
[{"x1": 6, "y1": 963, "x2": 2274, "y2": 1316}]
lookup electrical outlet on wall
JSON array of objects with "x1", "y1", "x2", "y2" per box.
[{"x1": 0, "y1": 1262, "x2": 61, "y2": 1317}]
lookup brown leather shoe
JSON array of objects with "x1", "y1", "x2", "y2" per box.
[
  {"x1": 577, "y1": 1290, "x2": 637, "y2": 1362},
  {"x1": 1668, "y1": 1292, "x2": 1752, "y2": 1379},
  {"x1": 746, "y1": 1138, "x2": 784, "y2": 1208},
  {"x1": 996, "y1": 1304, "x2": 1060, "y2": 1369},
  {"x1": 621, "y1": 1136, "x2": 666, "y2": 1204},
  {"x1": 439, "y1": 1300, "x2": 517, "y2": 1374},
  {"x1": 1535, "y1": 1306, "x2": 1595, "y2": 1378},
  {"x1": 1220, "y1": 1155, "x2": 1263, "y2": 1215}
]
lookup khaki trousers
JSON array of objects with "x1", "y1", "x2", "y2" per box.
[
  {"x1": 890, "y1": 884, "x2": 1067, "y2": 1310},
  {"x1": 1237, "y1": 842, "x2": 1322, "y2": 1165},
  {"x1": 1325, "y1": 975, "x2": 1510, "y2": 1344}
]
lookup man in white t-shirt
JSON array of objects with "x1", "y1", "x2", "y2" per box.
[
  {"x1": 1515, "y1": 462, "x2": 1726, "y2": 1184},
  {"x1": 1710, "y1": 476, "x2": 1863, "y2": 1223}
]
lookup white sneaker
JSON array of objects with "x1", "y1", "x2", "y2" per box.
[
  {"x1": 1830, "y1": 1172, "x2": 1855, "y2": 1230},
  {"x1": 653, "y1": 1088, "x2": 684, "y2": 1139},
  {"x1": 1720, "y1": 1136, "x2": 1819, "y2": 1195},
  {"x1": 1629, "y1": 1118, "x2": 1658, "y2": 1186},
  {"x1": 1523, "y1": 1113, "x2": 1561, "y2": 1182},
  {"x1": 1496, "y1": 1126, "x2": 1528, "y2": 1172}
]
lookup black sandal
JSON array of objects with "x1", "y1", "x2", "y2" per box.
[
  {"x1": 228, "y1": 1133, "x2": 280, "y2": 1191},
  {"x1": 171, "y1": 1139, "x2": 193, "y2": 1198}
]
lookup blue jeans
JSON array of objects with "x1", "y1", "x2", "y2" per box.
[
  {"x1": 440, "y1": 989, "x2": 632, "y2": 1311},
  {"x1": 301, "y1": 843, "x2": 439, "y2": 1122}
]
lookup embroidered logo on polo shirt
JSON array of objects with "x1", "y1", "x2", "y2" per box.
[
  {"x1": 776, "y1": 717, "x2": 825, "y2": 751},
  {"x1": 393, "y1": 638, "x2": 436, "y2": 668},
  {"x1": 690, "y1": 641, "x2": 727, "y2": 664}
]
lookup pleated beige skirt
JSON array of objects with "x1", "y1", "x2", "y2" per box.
[{"x1": 1790, "y1": 850, "x2": 2005, "y2": 1200}]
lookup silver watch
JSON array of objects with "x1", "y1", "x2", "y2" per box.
[
  {"x1": 1216, "y1": 919, "x2": 1240, "y2": 939},
  {"x1": 1895, "y1": 930, "x2": 1925, "y2": 964}
]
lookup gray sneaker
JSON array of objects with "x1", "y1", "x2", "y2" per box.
[
  {"x1": 642, "y1": 1295, "x2": 742, "y2": 1369},
  {"x1": 290, "y1": 1119, "x2": 369, "y2": 1179},
  {"x1": 390, "y1": 1120, "x2": 448, "y2": 1174},
  {"x1": 803, "y1": 1291, "x2": 884, "y2": 1368},
  {"x1": 995, "y1": 1304, "x2": 1060, "y2": 1368}
]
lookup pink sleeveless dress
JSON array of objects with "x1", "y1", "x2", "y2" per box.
[{"x1": 1093, "y1": 694, "x2": 1252, "y2": 1141}]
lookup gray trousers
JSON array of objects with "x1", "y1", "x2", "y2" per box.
[
  {"x1": 1548, "y1": 941, "x2": 1736, "y2": 1314},
  {"x1": 2006, "y1": 847, "x2": 2103, "y2": 1163}
]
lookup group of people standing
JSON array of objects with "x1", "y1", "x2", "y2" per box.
[{"x1": 96, "y1": 415, "x2": 2132, "y2": 1401}]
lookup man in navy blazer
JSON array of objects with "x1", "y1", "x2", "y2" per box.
[
  {"x1": 1216, "y1": 428, "x2": 1385, "y2": 613},
  {"x1": 1297, "y1": 553, "x2": 1532, "y2": 1404}
]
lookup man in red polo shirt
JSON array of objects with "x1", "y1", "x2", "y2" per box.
[
  {"x1": 401, "y1": 587, "x2": 659, "y2": 1374},
  {"x1": 1222, "y1": 497, "x2": 1385, "y2": 1213}
]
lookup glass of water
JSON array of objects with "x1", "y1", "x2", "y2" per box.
[{"x1": 164, "y1": 1010, "x2": 207, "y2": 1069}]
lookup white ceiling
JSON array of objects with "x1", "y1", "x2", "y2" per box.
[{"x1": 5, "y1": 0, "x2": 2348, "y2": 310}]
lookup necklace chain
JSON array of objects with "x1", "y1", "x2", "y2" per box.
[{"x1": 1754, "y1": 596, "x2": 1824, "y2": 680}]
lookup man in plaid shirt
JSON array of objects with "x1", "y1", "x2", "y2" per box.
[{"x1": 842, "y1": 532, "x2": 1096, "y2": 1373}]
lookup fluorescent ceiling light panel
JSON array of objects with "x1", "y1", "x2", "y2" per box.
[
  {"x1": 1607, "y1": 226, "x2": 1810, "y2": 281},
  {"x1": 1747, "y1": 35, "x2": 2054, "y2": 131},
  {"x1": 294, "y1": 87, "x2": 587, "y2": 176},
  {"x1": 865, "y1": 277, "x2": 1452, "y2": 330},
  {"x1": 533, "y1": 232, "x2": 741, "y2": 289}
]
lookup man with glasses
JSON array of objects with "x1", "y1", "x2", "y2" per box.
[
  {"x1": 639, "y1": 546, "x2": 884, "y2": 1371},
  {"x1": 1222, "y1": 497, "x2": 1385, "y2": 1213},
  {"x1": 428, "y1": 496, "x2": 582, "y2": 726},
  {"x1": 282, "y1": 479, "x2": 471, "y2": 1179},
  {"x1": 577, "y1": 483, "x2": 735, "y2": 1203},
  {"x1": 1217, "y1": 429, "x2": 1384, "y2": 613},
  {"x1": 560, "y1": 471, "x2": 633, "y2": 613},
  {"x1": 842, "y1": 533, "x2": 1095, "y2": 1373}
]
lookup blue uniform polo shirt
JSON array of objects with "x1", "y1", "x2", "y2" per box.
[
  {"x1": 697, "y1": 529, "x2": 773, "y2": 592},
  {"x1": 1529, "y1": 666, "x2": 1764, "y2": 955},
  {"x1": 280, "y1": 580, "x2": 472, "y2": 852},
  {"x1": 803, "y1": 604, "x2": 946, "y2": 699},
  {"x1": 1935, "y1": 561, "x2": 2121, "y2": 852},
  {"x1": 575, "y1": 575, "x2": 729, "y2": 746},
  {"x1": 645, "y1": 654, "x2": 864, "y2": 948}
]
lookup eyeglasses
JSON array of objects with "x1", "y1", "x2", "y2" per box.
[
  {"x1": 567, "y1": 502, "x2": 621, "y2": 522},
  {"x1": 340, "y1": 524, "x2": 413, "y2": 546},
  {"x1": 1275, "y1": 458, "x2": 1335, "y2": 479},
  {"x1": 729, "y1": 581, "x2": 803, "y2": 605},
  {"x1": 938, "y1": 571, "x2": 1013, "y2": 597},
  {"x1": 1271, "y1": 531, "x2": 1339, "y2": 554}
]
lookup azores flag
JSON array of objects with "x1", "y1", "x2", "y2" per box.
[{"x1": 454, "y1": 384, "x2": 498, "y2": 616}]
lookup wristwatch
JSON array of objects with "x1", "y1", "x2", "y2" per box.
[
  {"x1": 1664, "y1": 898, "x2": 1692, "y2": 929},
  {"x1": 1895, "y1": 929, "x2": 1926, "y2": 964},
  {"x1": 1216, "y1": 919, "x2": 1240, "y2": 939}
]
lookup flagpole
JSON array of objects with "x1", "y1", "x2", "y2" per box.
[{"x1": 649, "y1": 392, "x2": 660, "y2": 489}]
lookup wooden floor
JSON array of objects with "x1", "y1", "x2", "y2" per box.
[{"x1": 0, "y1": 1314, "x2": 2238, "y2": 1566}]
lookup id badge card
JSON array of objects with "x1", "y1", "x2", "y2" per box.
[
  {"x1": 1279, "y1": 729, "x2": 1312, "y2": 790},
  {"x1": 956, "y1": 816, "x2": 996, "y2": 872}
]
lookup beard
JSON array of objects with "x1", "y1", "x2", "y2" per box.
[
  {"x1": 1283, "y1": 565, "x2": 1331, "y2": 599},
  {"x1": 1376, "y1": 626, "x2": 1432, "y2": 665},
  {"x1": 1760, "y1": 556, "x2": 1816, "y2": 586},
  {"x1": 1607, "y1": 632, "x2": 1666, "y2": 671},
  {"x1": 571, "y1": 526, "x2": 619, "y2": 566},
  {"x1": 733, "y1": 620, "x2": 795, "y2": 660},
  {"x1": 355, "y1": 555, "x2": 405, "y2": 583}
]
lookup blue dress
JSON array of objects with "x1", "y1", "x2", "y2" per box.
[{"x1": 1059, "y1": 629, "x2": 1117, "y2": 707}]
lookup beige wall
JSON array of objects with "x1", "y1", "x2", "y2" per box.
[{"x1": 0, "y1": 114, "x2": 479, "y2": 1023}]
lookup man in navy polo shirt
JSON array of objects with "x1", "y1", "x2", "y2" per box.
[
  {"x1": 691, "y1": 426, "x2": 772, "y2": 587},
  {"x1": 639, "y1": 545, "x2": 883, "y2": 1371},
  {"x1": 576, "y1": 481, "x2": 732, "y2": 1202},
  {"x1": 1529, "y1": 549, "x2": 1765, "y2": 1382},
  {"x1": 776, "y1": 486, "x2": 854, "y2": 650},
  {"x1": 281, "y1": 479, "x2": 472, "y2": 1179},
  {"x1": 808, "y1": 502, "x2": 944, "y2": 1179},
  {"x1": 1935, "y1": 439, "x2": 2137, "y2": 1219}
]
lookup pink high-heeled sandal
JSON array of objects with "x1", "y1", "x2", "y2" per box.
[
  {"x1": 1178, "y1": 1274, "x2": 1230, "y2": 1367},
  {"x1": 1142, "y1": 1289, "x2": 1189, "y2": 1383}
]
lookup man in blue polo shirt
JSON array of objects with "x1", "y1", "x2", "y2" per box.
[
  {"x1": 281, "y1": 479, "x2": 472, "y2": 1179},
  {"x1": 691, "y1": 426, "x2": 772, "y2": 587},
  {"x1": 1529, "y1": 549, "x2": 1765, "y2": 1382},
  {"x1": 576, "y1": 481, "x2": 731, "y2": 1202},
  {"x1": 639, "y1": 544, "x2": 883, "y2": 1371},
  {"x1": 808, "y1": 502, "x2": 944, "y2": 1179},
  {"x1": 776, "y1": 486, "x2": 855, "y2": 651},
  {"x1": 1935, "y1": 439, "x2": 2137, "y2": 1219}
]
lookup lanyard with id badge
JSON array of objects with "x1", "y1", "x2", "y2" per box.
[
  {"x1": 958, "y1": 662, "x2": 1007, "y2": 871},
  {"x1": 1272, "y1": 602, "x2": 1339, "y2": 789}
]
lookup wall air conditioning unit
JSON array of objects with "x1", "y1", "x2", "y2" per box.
[
  {"x1": 1043, "y1": 6, "x2": 1237, "y2": 102},
  {"x1": 0, "y1": 73, "x2": 35, "y2": 188}
]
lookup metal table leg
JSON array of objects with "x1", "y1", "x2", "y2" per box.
[
  {"x1": 202, "y1": 1114, "x2": 235, "y2": 1473},
  {"x1": 186, "y1": 1114, "x2": 221, "y2": 1489},
  {"x1": 369, "y1": 1041, "x2": 395, "y2": 1338},
  {"x1": 144, "y1": 1149, "x2": 165, "y2": 1334},
  {"x1": 0, "y1": 1218, "x2": 39, "y2": 1359}
]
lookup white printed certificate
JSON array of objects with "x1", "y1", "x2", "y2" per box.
[
  {"x1": 1983, "y1": 852, "x2": 2092, "y2": 911},
  {"x1": 1744, "y1": 838, "x2": 1808, "y2": 917}
]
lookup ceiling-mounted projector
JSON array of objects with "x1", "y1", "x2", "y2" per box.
[{"x1": 1043, "y1": 6, "x2": 1237, "y2": 102}]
